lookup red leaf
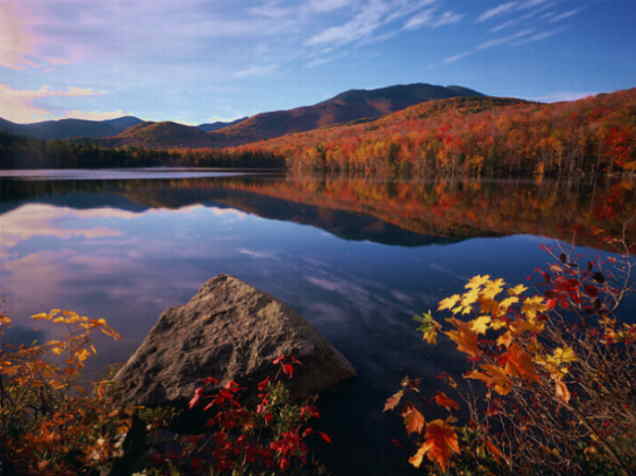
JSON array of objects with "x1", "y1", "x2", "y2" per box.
[
  {"x1": 189, "y1": 387, "x2": 204, "y2": 409},
  {"x1": 318, "y1": 432, "x2": 332, "y2": 444},
  {"x1": 282, "y1": 363, "x2": 294, "y2": 379}
]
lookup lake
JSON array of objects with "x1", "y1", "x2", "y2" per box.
[{"x1": 1, "y1": 169, "x2": 634, "y2": 474}]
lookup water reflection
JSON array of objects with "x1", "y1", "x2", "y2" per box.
[{"x1": 0, "y1": 171, "x2": 634, "y2": 475}]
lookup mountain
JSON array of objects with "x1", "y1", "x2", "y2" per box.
[
  {"x1": 206, "y1": 83, "x2": 484, "y2": 147},
  {"x1": 197, "y1": 117, "x2": 247, "y2": 132},
  {"x1": 103, "y1": 121, "x2": 214, "y2": 148},
  {"x1": 0, "y1": 115, "x2": 143, "y2": 140}
]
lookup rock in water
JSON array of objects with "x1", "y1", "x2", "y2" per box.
[{"x1": 113, "y1": 274, "x2": 356, "y2": 405}]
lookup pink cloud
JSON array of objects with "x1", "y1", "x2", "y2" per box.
[{"x1": 0, "y1": 83, "x2": 106, "y2": 122}]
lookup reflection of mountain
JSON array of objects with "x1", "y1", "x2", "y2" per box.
[
  {"x1": 0, "y1": 175, "x2": 634, "y2": 251},
  {"x1": 0, "y1": 178, "x2": 471, "y2": 247}
]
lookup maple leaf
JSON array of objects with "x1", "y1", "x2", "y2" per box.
[
  {"x1": 497, "y1": 330, "x2": 513, "y2": 348},
  {"x1": 521, "y1": 296, "x2": 548, "y2": 319},
  {"x1": 469, "y1": 315, "x2": 491, "y2": 334},
  {"x1": 445, "y1": 318, "x2": 481, "y2": 359},
  {"x1": 465, "y1": 364, "x2": 513, "y2": 395},
  {"x1": 483, "y1": 278, "x2": 505, "y2": 299},
  {"x1": 402, "y1": 404, "x2": 426, "y2": 435},
  {"x1": 503, "y1": 344, "x2": 541, "y2": 383},
  {"x1": 433, "y1": 392, "x2": 460, "y2": 412},
  {"x1": 409, "y1": 419, "x2": 460, "y2": 471},
  {"x1": 508, "y1": 284, "x2": 528, "y2": 296},
  {"x1": 438, "y1": 294, "x2": 461, "y2": 311},
  {"x1": 455, "y1": 288, "x2": 479, "y2": 314},
  {"x1": 384, "y1": 389, "x2": 404, "y2": 412},
  {"x1": 465, "y1": 274, "x2": 491, "y2": 290},
  {"x1": 499, "y1": 296, "x2": 519, "y2": 312},
  {"x1": 414, "y1": 311, "x2": 441, "y2": 344}
]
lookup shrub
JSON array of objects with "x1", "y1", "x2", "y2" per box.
[{"x1": 387, "y1": 247, "x2": 635, "y2": 475}]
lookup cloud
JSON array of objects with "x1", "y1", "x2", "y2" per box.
[
  {"x1": 0, "y1": 1, "x2": 36, "y2": 69},
  {"x1": 444, "y1": 28, "x2": 534, "y2": 63},
  {"x1": 549, "y1": 8, "x2": 582, "y2": 23},
  {"x1": 433, "y1": 11, "x2": 464, "y2": 28},
  {"x1": 444, "y1": 51, "x2": 473, "y2": 64},
  {"x1": 233, "y1": 64, "x2": 279, "y2": 78},
  {"x1": 511, "y1": 27, "x2": 564, "y2": 45},
  {"x1": 0, "y1": 83, "x2": 106, "y2": 122},
  {"x1": 307, "y1": 0, "x2": 353, "y2": 13},
  {"x1": 527, "y1": 91, "x2": 597, "y2": 103},
  {"x1": 60, "y1": 109, "x2": 129, "y2": 121},
  {"x1": 477, "y1": 28, "x2": 534, "y2": 49},
  {"x1": 490, "y1": 18, "x2": 519, "y2": 32},
  {"x1": 404, "y1": 8, "x2": 463, "y2": 30},
  {"x1": 305, "y1": 0, "x2": 439, "y2": 47},
  {"x1": 238, "y1": 248, "x2": 276, "y2": 259},
  {"x1": 476, "y1": 2, "x2": 518, "y2": 23}
]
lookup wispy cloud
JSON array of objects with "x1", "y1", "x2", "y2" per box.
[
  {"x1": 233, "y1": 64, "x2": 279, "y2": 78},
  {"x1": 527, "y1": 91, "x2": 597, "y2": 102},
  {"x1": 403, "y1": 8, "x2": 463, "y2": 31},
  {"x1": 0, "y1": 83, "x2": 106, "y2": 122},
  {"x1": 0, "y1": 1, "x2": 36, "y2": 69},
  {"x1": 445, "y1": 28, "x2": 535, "y2": 63},
  {"x1": 549, "y1": 8, "x2": 582, "y2": 23},
  {"x1": 512, "y1": 27, "x2": 564, "y2": 45},
  {"x1": 476, "y1": 2, "x2": 518, "y2": 23},
  {"x1": 305, "y1": 0, "x2": 442, "y2": 47},
  {"x1": 490, "y1": 18, "x2": 519, "y2": 32}
]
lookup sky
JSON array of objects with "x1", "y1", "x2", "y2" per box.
[{"x1": 1, "y1": 0, "x2": 635, "y2": 125}]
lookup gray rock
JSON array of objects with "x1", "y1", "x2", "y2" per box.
[{"x1": 113, "y1": 274, "x2": 356, "y2": 405}]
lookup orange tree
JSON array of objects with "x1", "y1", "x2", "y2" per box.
[{"x1": 386, "y1": 246, "x2": 635, "y2": 475}]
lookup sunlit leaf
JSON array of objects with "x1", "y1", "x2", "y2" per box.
[
  {"x1": 438, "y1": 294, "x2": 461, "y2": 312},
  {"x1": 433, "y1": 392, "x2": 460, "y2": 412},
  {"x1": 402, "y1": 404, "x2": 425, "y2": 435},
  {"x1": 469, "y1": 315, "x2": 491, "y2": 334},
  {"x1": 465, "y1": 365, "x2": 512, "y2": 395},
  {"x1": 384, "y1": 390, "x2": 404, "y2": 412},
  {"x1": 409, "y1": 419, "x2": 459, "y2": 471}
]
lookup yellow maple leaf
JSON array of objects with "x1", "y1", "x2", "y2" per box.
[
  {"x1": 470, "y1": 315, "x2": 491, "y2": 334},
  {"x1": 465, "y1": 365, "x2": 513, "y2": 395},
  {"x1": 521, "y1": 296, "x2": 548, "y2": 319},
  {"x1": 508, "y1": 284, "x2": 528, "y2": 296},
  {"x1": 482, "y1": 278, "x2": 505, "y2": 300},
  {"x1": 438, "y1": 294, "x2": 461, "y2": 312},
  {"x1": 499, "y1": 296, "x2": 519, "y2": 311},
  {"x1": 455, "y1": 288, "x2": 480, "y2": 314},
  {"x1": 465, "y1": 274, "x2": 491, "y2": 290},
  {"x1": 497, "y1": 331, "x2": 513, "y2": 348}
]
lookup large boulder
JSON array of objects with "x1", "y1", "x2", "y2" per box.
[{"x1": 113, "y1": 274, "x2": 356, "y2": 405}]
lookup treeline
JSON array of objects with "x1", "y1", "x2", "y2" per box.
[
  {"x1": 233, "y1": 90, "x2": 636, "y2": 177},
  {"x1": 0, "y1": 132, "x2": 285, "y2": 169}
]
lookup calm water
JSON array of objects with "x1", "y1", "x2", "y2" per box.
[{"x1": 1, "y1": 169, "x2": 634, "y2": 474}]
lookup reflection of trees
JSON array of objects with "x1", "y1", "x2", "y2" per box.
[{"x1": 0, "y1": 175, "x2": 634, "y2": 252}]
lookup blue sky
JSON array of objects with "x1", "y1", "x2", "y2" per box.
[{"x1": 1, "y1": 0, "x2": 635, "y2": 124}]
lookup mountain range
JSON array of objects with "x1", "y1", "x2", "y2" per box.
[{"x1": 0, "y1": 83, "x2": 484, "y2": 148}]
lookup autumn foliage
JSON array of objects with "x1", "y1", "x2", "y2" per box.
[
  {"x1": 152, "y1": 354, "x2": 331, "y2": 475},
  {"x1": 0, "y1": 311, "x2": 328, "y2": 475},
  {"x1": 0, "y1": 309, "x2": 128, "y2": 475},
  {"x1": 387, "y1": 248, "x2": 636, "y2": 475},
  {"x1": 233, "y1": 88, "x2": 636, "y2": 177}
]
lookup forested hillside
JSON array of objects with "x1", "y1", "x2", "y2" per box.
[{"x1": 232, "y1": 89, "x2": 636, "y2": 177}]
